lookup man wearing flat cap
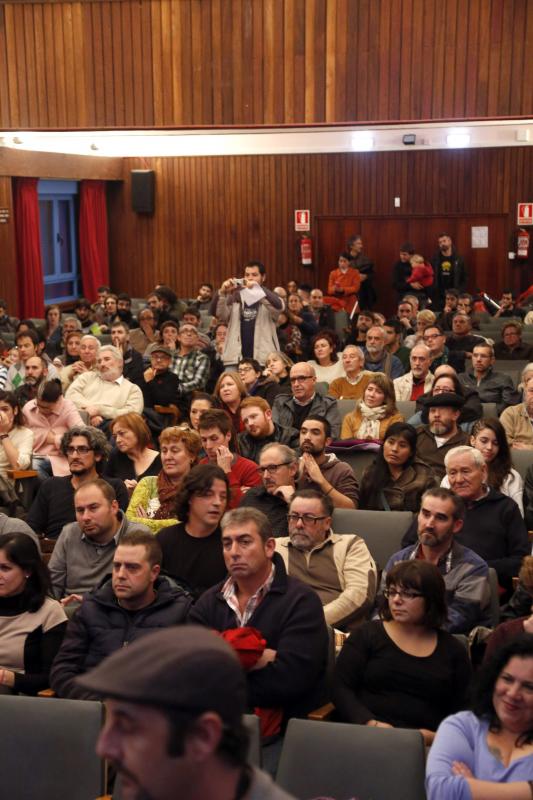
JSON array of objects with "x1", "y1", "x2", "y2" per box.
[
  {"x1": 415, "y1": 392, "x2": 469, "y2": 480},
  {"x1": 77, "y1": 626, "x2": 295, "y2": 800}
]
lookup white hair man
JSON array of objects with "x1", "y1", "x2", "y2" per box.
[{"x1": 65, "y1": 344, "x2": 143, "y2": 428}]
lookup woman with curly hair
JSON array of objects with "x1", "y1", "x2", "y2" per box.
[{"x1": 126, "y1": 426, "x2": 201, "y2": 533}]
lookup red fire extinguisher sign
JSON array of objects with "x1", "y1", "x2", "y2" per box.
[{"x1": 295, "y1": 210, "x2": 310, "y2": 231}]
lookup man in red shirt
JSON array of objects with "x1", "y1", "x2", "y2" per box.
[{"x1": 198, "y1": 409, "x2": 260, "y2": 508}]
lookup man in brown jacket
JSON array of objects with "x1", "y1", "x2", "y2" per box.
[{"x1": 415, "y1": 393, "x2": 469, "y2": 480}]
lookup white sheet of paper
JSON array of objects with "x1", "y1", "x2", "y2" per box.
[
  {"x1": 471, "y1": 226, "x2": 488, "y2": 248},
  {"x1": 241, "y1": 284, "x2": 266, "y2": 305}
]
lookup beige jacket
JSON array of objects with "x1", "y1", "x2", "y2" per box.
[
  {"x1": 275, "y1": 532, "x2": 377, "y2": 629},
  {"x1": 500, "y1": 403, "x2": 533, "y2": 447},
  {"x1": 393, "y1": 371, "x2": 433, "y2": 401},
  {"x1": 65, "y1": 372, "x2": 143, "y2": 420}
]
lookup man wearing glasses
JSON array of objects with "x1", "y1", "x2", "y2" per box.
[
  {"x1": 275, "y1": 490, "x2": 377, "y2": 631},
  {"x1": 26, "y1": 425, "x2": 128, "y2": 540},
  {"x1": 239, "y1": 444, "x2": 298, "y2": 536},
  {"x1": 272, "y1": 363, "x2": 341, "y2": 438},
  {"x1": 422, "y1": 325, "x2": 464, "y2": 374}
]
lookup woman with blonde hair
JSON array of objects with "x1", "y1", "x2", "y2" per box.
[
  {"x1": 341, "y1": 373, "x2": 403, "y2": 441},
  {"x1": 126, "y1": 426, "x2": 201, "y2": 533},
  {"x1": 263, "y1": 350, "x2": 293, "y2": 392},
  {"x1": 213, "y1": 371, "x2": 247, "y2": 434}
]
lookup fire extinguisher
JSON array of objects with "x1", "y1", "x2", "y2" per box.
[
  {"x1": 299, "y1": 235, "x2": 313, "y2": 266},
  {"x1": 517, "y1": 229, "x2": 530, "y2": 259}
]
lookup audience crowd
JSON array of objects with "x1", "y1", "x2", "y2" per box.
[{"x1": 1, "y1": 236, "x2": 533, "y2": 795}]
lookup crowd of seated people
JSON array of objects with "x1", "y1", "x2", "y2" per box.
[{"x1": 2, "y1": 242, "x2": 533, "y2": 795}]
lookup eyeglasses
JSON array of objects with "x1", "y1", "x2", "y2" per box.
[
  {"x1": 287, "y1": 513, "x2": 328, "y2": 525},
  {"x1": 290, "y1": 375, "x2": 313, "y2": 383},
  {"x1": 383, "y1": 588, "x2": 424, "y2": 600},
  {"x1": 257, "y1": 462, "x2": 292, "y2": 475},
  {"x1": 238, "y1": 366, "x2": 254, "y2": 374},
  {"x1": 66, "y1": 445, "x2": 93, "y2": 455},
  {"x1": 423, "y1": 333, "x2": 442, "y2": 341}
]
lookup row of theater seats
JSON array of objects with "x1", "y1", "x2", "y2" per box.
[{"x1": 0, "y1": 694, "x2": 426, "y2": 800}]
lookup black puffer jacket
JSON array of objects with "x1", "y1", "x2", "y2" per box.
[{"x1": 50, "y1": 575, "x2": 191, "y2": 699}]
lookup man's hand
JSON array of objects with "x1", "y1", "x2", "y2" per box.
[
  {"x1": 249, "y1": 648, "x2": 277, "y2": 671},
  {"x1": 216, "y1": 446, "x2": 233, "y2": 474},
  {"x1": 86, "y1": 405, "x2": 99, "y2": 418},
  {"x1": 419, "y1": 728, "x2": 436, "y2": 746},
  {"x1": 274, "y1": 485, "x2": 295, "y2": 504},
  {"x1": 72, "y1": 361, "x2": 89, "y2": 375},
  {"x1": 300, "y1": 453, "x2": 325, "y2": 487},
  {"x1": 366, "y1": 719, "x2": 393, "y2": 728},
  {"x1": 220, "y1": 279, "x2": 240, "y2": 295},
  {"x1": 61, "y1": 594, "x2": 83, "y2": 607},
  {"x1": 143, "y1": 367, "x2": 156, "y2": 382},
  {"x1": 89, "y1": 415, "x2": 104, "y2": 427},
  {"x1": 124, "y1": 479, "x2": 138, "y2": 493}
]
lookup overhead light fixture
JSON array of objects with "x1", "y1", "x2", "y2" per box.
[
  {"x1": 516, "y1": 129, "x2": 530, "y2": 142},
  {"x1": 446, "y1": 131, "x2": 470, "y2": 148},
  {"x1": 402, "y1": 134, "x2": 416, "y2": 145},
  {"x1": 351, "y1": 132, "x2": 374, "y2": 151}
]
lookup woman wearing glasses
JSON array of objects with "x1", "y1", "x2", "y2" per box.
[
  {"x1": 333, "y1": 560, "x2": 471, "y2": 745},
  {"x1": 237, "y1": 358, "x2": 281, "y2": 407}
]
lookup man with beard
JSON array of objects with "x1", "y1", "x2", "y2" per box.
[
  {"x1": 415, "y1": 393, "x2": 469, "y2": 480},
  {"x1": 275, "y1": 490, "x2": 376, "y2": 631},
  {"x1": 111, "y1": 321, "x2": 144, "y2": 386},
  {"x1": 297, "y1": 416, "x2": 359, "y2": 508},
  {"x1": 6, "y1": 329, "x2": 59, "y2": 390},
  {"x1": 239, "y1": 444, "x2": 299, "y2": 537},
  {"x1": 381, "y1": 488, "x2": 490, "y2": 634},
  {"x1": 26, "y1": 426, "x2": 128, "y2": 539},
  {"x1": 346, "y1": 310, "x2": 374, "y2": 346},
  {"x1": 363, "y1": 325, "x2": 404, "y2": 379},
  {"x1": 116, "y1": 293, "x2": 139, "y2": 328},
  {"x1": 393, "y1": 344, "x2": 434, "y2": 401},
  {"x1": 238, "y1": 397, "x2": 299, "y2": 463},
  {"x1": 430, "y1": 232, "x2": 467, "y2": 309},
  {"x1": 15, "y1": 354, "x2": 48, "y2": 406},
  {"x1": 66, "y1": 345, "x2": 143, "y2": 429}
]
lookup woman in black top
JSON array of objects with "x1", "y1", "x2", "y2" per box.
[
  {"x1": 358, "y1": 422, "x2": 437, "y2": 512},
  {"x1": 333, "y1": 560, "x2": 471, "y2": 745},
  {"x1": 105, "y1": 412, "x2": 161, "y2": 494}
]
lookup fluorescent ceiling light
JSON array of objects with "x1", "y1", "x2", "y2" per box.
[
  {"x1": 446, "y1": 132, "x2": 471, "y2": 148},
  {"x1": 351, "y1": 132, "x2": 374, "y2": 151}
]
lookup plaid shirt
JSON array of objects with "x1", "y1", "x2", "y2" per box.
[
  {"x1": 221, "y1": 564, "x2": 276, "y2": 626},
  {"x1": 171, "y1": 349, "x2": 210, "y2": 394}
]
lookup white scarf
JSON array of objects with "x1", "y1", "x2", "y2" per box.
[{"x1": 356, "y1": 401, "x2": 388, "y2": 439}]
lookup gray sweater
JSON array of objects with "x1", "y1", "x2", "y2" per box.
[{"x1": 48, "y1": 512, "x2": 151, "y2": 599}]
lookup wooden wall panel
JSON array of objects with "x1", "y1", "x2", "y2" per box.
[
  {"x1": 109, "y1": 147, "x2": 533, "y2": 304},
  {"x1": 0, "y1": 0, "x2": 531, "y2": 129},
  {"x1": 0, "y1": 177, "x2": 18, "y2": 313}
]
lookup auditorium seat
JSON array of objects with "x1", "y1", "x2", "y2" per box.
[
  {"x1": 396, "y1": 400, "x2": 416, "y2": 418},
  {"x1": 336, "y1": 398, "x2": 356, "y2": 420},
  {"x1": 330, "y1": 448, "x2": 377, "y2": 479},
  {"x1": 0, "y1": 695, "x2": 105, "y2": 800},
  {"x1": 481, "y1": 402, "x2": 498, "y2": 417},
  {"x1": 511, "y1": 449, "x2": 533, "y2": 480},
  {"x1": 276, "y1": 718, "x2": 426, "y2": 800},
  {"x1": 332, "y1": 508, "x2": 413, "y2": 570}
]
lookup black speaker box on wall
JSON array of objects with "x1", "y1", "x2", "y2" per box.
[{"x1": 131, "y1": 170, "x2": 155, "y2": 214}]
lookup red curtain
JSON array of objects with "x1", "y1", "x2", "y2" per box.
[
  {"x1": 79, "y1": 180, "x2": 109, "y2": 302},
  {"x1": 13, "y1": 177, "x2": 45, "y2": 319}
]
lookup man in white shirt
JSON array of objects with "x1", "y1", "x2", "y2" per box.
[{"x1": 65, "y1": 345, "x2": 143, "y2": 429}]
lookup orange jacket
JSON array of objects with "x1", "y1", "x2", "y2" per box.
[{"x1": 327, "y1": 268, "x2": 361, "y2": 312}]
